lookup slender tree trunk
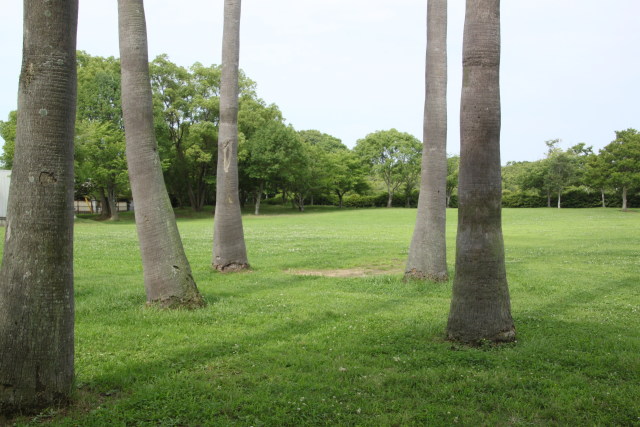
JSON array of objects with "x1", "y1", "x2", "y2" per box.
[
  {"x1": 557, "y1": 189, "x2": 562, "y2": 209},
  {"x1": 546, "y1": 190, "x2": 551, "y2": 207},
  {"x1": 0, "y1": 0, "x2": 78, "y2": 414},
  {"x1": 118, "y1": 0, "x2": 204, "y2": 308},
  {"x1": 338, "y1": 192, "x2": 344, "y2": 208},
  {"x1": 254, "y1": 181, "x2": 263, "y2": 215},
  {"x1": 621, "y1": 186, "x2": 627, "y2": 211},
  {"x1": 98, "y1": 188, "x2": 110, "y2": 219},
  {"x1": 107, "y1": 184, "x2": 119, "y2": 221},
  {"x1": 446, "y1": 0, "x2": 515, "y2": 344},
  {"x1": 601, "y1": 188, "x2": 606, "y2": 208},
  {"x1": 387, "y1": 191, "x2": 393, "y2": 208},
  {"x1": 406, "y1": 0, "x2": 448, "y2": 281},
  {"x1": 213, "y1": 0, "x2": 249, "y2": 272}
]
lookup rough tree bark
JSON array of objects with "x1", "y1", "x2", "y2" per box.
[
  {"x1": 213, "y1": 0, "x2": 250, "y2": 272},
  {"x1": 118, "y1": 0, "x2": 204, "y2": 308},
  {"x1": 0, "y1": 0, "x2": 78, "y2": 413},
  {"x1": 405, "y1": 0, "x2": 448, "y2": 282},
  {"x1": 446, "y1": 0, "x2": 516, "y2": 344}
]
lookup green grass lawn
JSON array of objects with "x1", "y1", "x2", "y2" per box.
[{"x1": 7, "y1": 207, "x2": 640, "y2": 425}]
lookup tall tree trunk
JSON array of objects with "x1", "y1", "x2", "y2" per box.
[
  {"x1": 406, "y1": 0, "x2": 448, "y2": 282},
  {"x1": 118, "y1": 0, "x2": 204, "y2": 308},
  {"x1": 213, "y1": 0, "x2": 250, "y2": 272},
  {"x1": 546, "y1": 190, "x2": 551, "y2": 207},
  {"x1": 601, "y1": 188, "x2": 606, "y2": 208},
  {"x1": 446, "y1": 0, "x2": 515, "y2": 344},
  {"x1": 387, "y1": 191, "x2": 393, "y2": 208},
  {"x1": 621, "y1": 186, "x2": 627, "y2": 211},
  {"x1": 0, "y1": 0, "x2": 78, "y2": 414}
]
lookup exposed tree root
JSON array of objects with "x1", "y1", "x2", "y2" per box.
[{"x1": 214, "y1": 263, "x2": 250, "y2": 273}]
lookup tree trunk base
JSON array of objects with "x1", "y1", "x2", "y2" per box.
[
  {"x1": 404, "y1": 268, "x2": 449, "y2": 282},
  {"x1": 146, "y1": 293, "x2": 206, "y2": 309},
  {"x1": 447, "y1": 326, "x2": 516, "y2": 346},
  {"x1": 214, "y1": 262, "x2": 250, "y2": 273}
]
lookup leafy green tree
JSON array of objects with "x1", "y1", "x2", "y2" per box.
[
  {"x1": 327, "y1": 150, "x2": 369, "y2": 208},
  {"x1": 447, "y1": 0, "x2": 515, "y2": 344},
  {"x1": 354, "y1": 129, "x2": 422, "y2": 208},
  {"x1": 75, "y1": 51, "x2": 126, "y2": 219},
  {"x1": 446, "y1": 154, "x2": 459, "y2": 207},
  {"x1": 243, "y1": 121, "x2": 305, "y2": 214},
  {"x1": 74, "y1": 120, "x2": 128, "y2": 220},
  {"x1": 298, "y1": 129, "x2": 347, "y2": 152},
  {"x1": 543, "y1": 139, "x2": 588, "y2": 208},
  {"x1": 297, "y1": 130, "x2": 357, "y2": 207},
  {"x1": 0, "y1": 0, "x2": 78, "y2": 413},
  {"x1": 150, "y1": 55, "x2": 269, "y2": 210},
  {"x1": 0, "y1": 110, "x2": 17, "y2": 169},
  {"x1": 584, "y1": 152, "x2": 610, "y2": 207},
  {"x1": 599, "y1": 128, "x2": 640, "y2": 211},
  {"x1": 76, "y1": 51, "x2": 122, "y2": 125},
  {"x1": 398, "y1": 140, "x2": 422, "y2": 208},
  {"x1": 150, "y1": 55, "x2": 196, "y2": 207}
]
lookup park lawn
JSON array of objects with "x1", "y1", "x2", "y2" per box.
[{"x1": 6, "y1": 207, "x2": 640, "y2": 426}]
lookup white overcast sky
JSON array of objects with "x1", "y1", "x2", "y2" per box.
[{"x1": 1, "y1": 1, "x2": 638, "y2": 163}]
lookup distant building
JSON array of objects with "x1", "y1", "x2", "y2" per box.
[{"x1": 0, "y1": 170, "x2": 10, "y2": 220}]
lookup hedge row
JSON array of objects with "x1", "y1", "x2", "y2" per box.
[{"x1": 261, "y1": 188, "x2": 638, "y2": 209}]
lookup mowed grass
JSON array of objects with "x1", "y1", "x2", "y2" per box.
[{"x1": 6, "y1": 207, "x2": 640, "y2": 426}]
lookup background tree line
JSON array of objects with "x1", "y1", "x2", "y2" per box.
[
  {"x1": 1, "y1": 53, "x2": 638, "y2": 215},
  {"x1": 502, "y1": 131, "x2": 640, "y2": 210}
]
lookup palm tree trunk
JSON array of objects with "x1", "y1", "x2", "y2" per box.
[
  {"x1": 406, "y1": 0, "x2": 448, "y2": 282},
  {"x1": 446, "y1": 0, "x2": 515, "y2": 344},
  {"x1": 118, "y1": 0, "x2": 204, "y2": 308},
  {"x1": 213, "y1": 0, "x2": 250, "y2": 272},
  {"x1": 0, "y1": 0, "x2": 78, "y2": 413}
]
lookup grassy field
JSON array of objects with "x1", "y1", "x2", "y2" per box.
[{"x1": 5, "y1": 207, "x2": 640, "y2": 426}]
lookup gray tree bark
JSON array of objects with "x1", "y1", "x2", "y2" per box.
[
  {"x1": 406, "y1": 0, "x2": 448, "y2": 282},
  {"x1": 446, "y1": 0, "x2": 515, "y2": 344},
  {"x1": 0, "y1": 0, "x2": 78, "y2": 413},
  {"x1": 118, "y1": 0, "x2": 204, "y2": 308},
  {"x1": 213, "y1": 0, "x2": 250, "y2": 272}
]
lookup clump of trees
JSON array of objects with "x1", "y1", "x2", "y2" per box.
[{"x1": 502, "y1": 130, "x2": 640, "y2": 210}]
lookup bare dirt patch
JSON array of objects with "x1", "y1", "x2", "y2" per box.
[{"x1": 288, "y1": 266, "x2": 403, "y2": 278}]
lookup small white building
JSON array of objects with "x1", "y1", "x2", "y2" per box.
[{"x1": 0, "y1": 170, "x2": 10, "y2": 220}]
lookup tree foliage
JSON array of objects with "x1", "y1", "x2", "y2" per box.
[{"x1": 354, "y1": 129, "x2": 422, "y2": 208}]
